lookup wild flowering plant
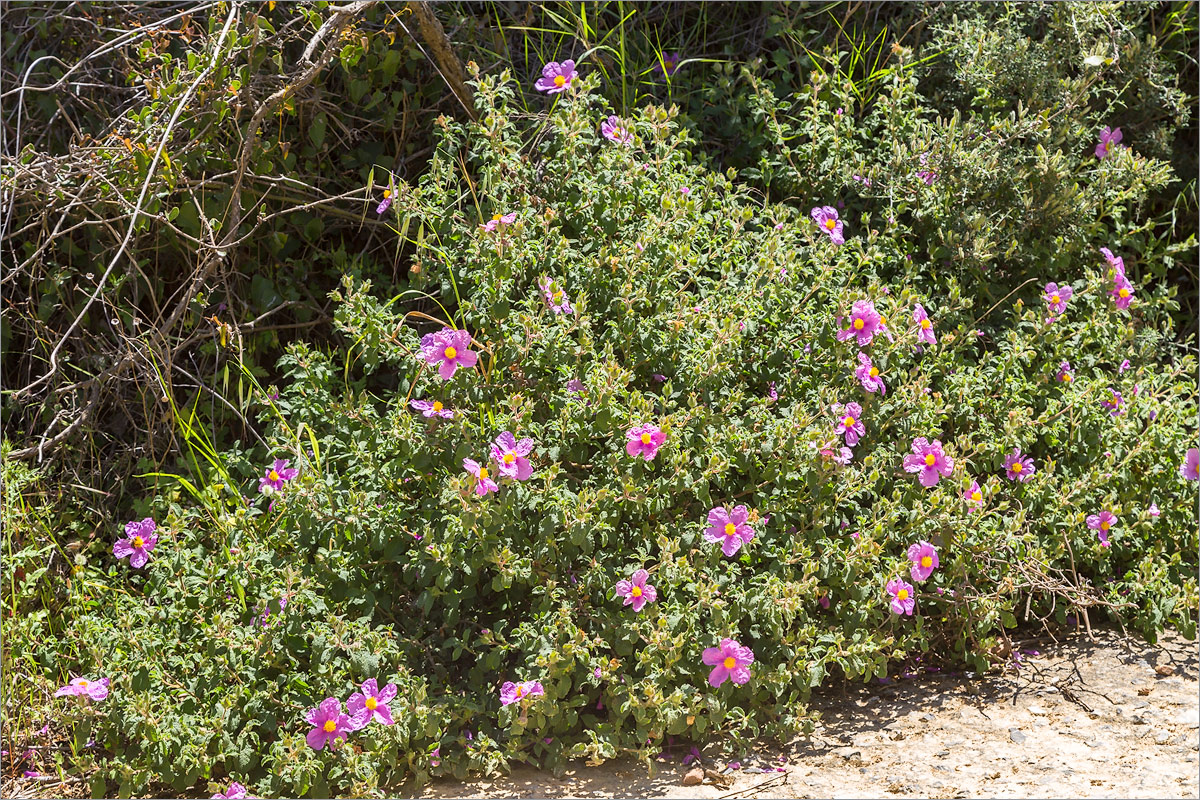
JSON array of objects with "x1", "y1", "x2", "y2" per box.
[{"x1": 34, "y1": 58, "x2": 1197, "y2": 798}]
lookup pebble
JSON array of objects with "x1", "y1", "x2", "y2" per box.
[
  {"x1": 681, "y1": 767, "x2": 704, "y2": 786},
  {"x1": 1009, "y1": 729, "x2": 1027, "y2": 744},
  {"x1": 1028, "y1": 705, "x2": 1047, "y2": 716},
  {"x1": 1173, "y1": 708, "x2": 1199, "y2": 728},
  {"x1": 833, "y1": 747, "x2": 860, "y2": 760},
  {"x1": 1154, "y1": 731, "x2": 1170, "y2": 745}
]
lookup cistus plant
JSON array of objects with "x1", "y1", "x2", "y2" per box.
[{"x1": 14, "y1": 62, "x2": 1198, "y2": 799}]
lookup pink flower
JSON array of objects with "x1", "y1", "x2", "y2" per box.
[
  {"x1": 701, "y1": 638, "x2": 754, "y2": 687},
  {"x1": 1086, "y1": 510, "x2": 1117, "y2": 547},
  {"x1": 768, "y1": 381, "x2": 778, "y2": 400},
  {"x1": 1181, "y1": 447, "x2": 1199, "y2": 481},
  {"x1": 1004, "y1": 448, "x2": 1035, "y2": 482},
  {"x1": 463, "y1": 458, "x2": 498, "y2": 496},
  {"x1": 1056, "y1": 361, "x2": 1074, "y2": 383},
  {"x1": 704, "y1": 505, "x2": 755, "y2": 557},
  {"x1": 304, "y1": 697, "x2": 356, "y2": 751},
  {"x1": 346, "y1": 678, "x2": 397, "y2": 727},
  {"x1": 654, "y1": 52, "x2": 682, "y2": 77},
  {"x1": 566, "y1": 378, "x2": 585, "y2": 394},
  {"x1": 499, "y1": 680, "x2": 544, "y2": 706},
  {"x1": 491, "y1": 431, "x2": 535, "y2": 480},
  {"x1": 482, "y1": 211, "x2": 517, "y2": 232},
  {"x1": 1110, "y1": 275, "x2": 1135, "y2": 310},
  {"x1": 539, "y1": 277, "x2": 574, "y2": 315},
  {"x1": 912, "y1": 303, "x2": 937, "y2": 345},
  {"x1": 837, "y1": 300, "x2": 881, "y2": 346},
  {"x1": 887, "y1": 578, "x2": 916, "y2": 616},
  {"x1": 831, "y1": 446, "x2": 854, "y2": 465},
  {"x1": 811, "y1": 206, "x2": 844, "y2": 245},
  {"x1": 1149, "y1": 503, "x2": 1160, "y2": 518},
  {"x1": 1095, "y1": 126, "x2": 1123, "y2": 159},
  {"x1": 625, "y1": 424, "x2": 666, "y2": 461},
  {"x1": 114, "y1": 518, "x2": 158, "y2": 569},
  {"x1": 906, "y1": 541, "x2": 939, "y2": 582},
  {"x1": 258, "y1": 458, "x2": 298, "y2": 495},
  {"x1": 818, "y1": 594, "x2": 831, "y2": 609},
  {"x1": 535, "y1": 60, "x2": 578, "y2": 94},
  {"x1": 1101, "y1": 388, "x2": 1124, "y2": 416},
  {"x1": 420, "y1": 328, "x2": 478, "y2": 380},
  {"x1": 964, "y1": 480, "x2": 984, "y2": 511},
  {"x1": 1100, "y1": 247, "x2": 1126, "y2": 280},
  {"x1": 902, "y1": 438, "x2": 954, "y2": 488},
  {"x1": 410, "y1": 399, "x2": 454, "y2": 419},
  {"x1": 54, "y1": 676, "x2": 109, "y2": 701},
  {"x1": 834, "y1": 402, "x2": 865, "y2": 446},
  {"x1": 376, "y1": 189, "x2": 393, "y2": 216},
  {"x1": 1043, "y1": 283, "x2": 1073, "y2": 314},
  {"x1": 855, "y1": 353, "x2": 886, "y2": 395},
  {"x1": 614, "y1": 569, "x2": 657, "y2": 612},
  {"x1": 600, "y1": 115, "x2": 633, "y2": 145},
  {"x1": 1119, "y1": 359, "x2": 1131, "y2": 374},
  {"x1": 211, "y1": 782, "x2": 249, "y2": 799}
]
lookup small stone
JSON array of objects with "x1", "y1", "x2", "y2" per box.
[
  {"x1": 1173, "y1": 708, "x2": 1199, "y2": 728},
  {"x1": 1154, "y1": 731, "x2": 1170, "y2": 745},
  {"x1": 682, "y1": 767, "x2": 704, "y2": 786},
  {"x1": 833, "y1": 747, "x2": 860, "y2": 760},
  {"x1": 1009, "y1": 729, "x2": 1026, "y2": 744},
  {"x1": 919, "y1": 713, "x2": 934, "y2": 722},
  {"x1": 1155, "y1": 664, "x2": 1175, "y2": 677},
  {"x1": 1028, "y1": 705, "x2": 1047, "y2": 716}
]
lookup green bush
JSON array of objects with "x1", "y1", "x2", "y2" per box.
[{"x1": 17, "y1": 65, "x2": 1196, "y2": 797}]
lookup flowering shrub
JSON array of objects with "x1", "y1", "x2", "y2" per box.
[{"x1": 9, "y1": 51, "x2": 1197, "y2": 800}]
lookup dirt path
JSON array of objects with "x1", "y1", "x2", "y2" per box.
[{"x1": 422, "y1": 628, "x2": 1198, "y2": 799}]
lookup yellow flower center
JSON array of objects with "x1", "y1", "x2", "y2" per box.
[
  {"x1": 631, "y1": 586, "x2": 643, "y2": 598},
  {"x1": 432, "y1": 401, "x2": 443, "y2": 412},
  {"x1": 477, "y1": 467, "x2": 488, "y2": 479},
  {"x1": 1063, "y1": 373, "x2": 1072, "y2": 382},
  {"x1": 879, "y1": 316, "x2": 887, "y2": 327},
  {"x1": 897, "y1": 589, "x2": 909, "y2": 600},
  {"x1": 366, "y1": 697, "x2": 378, "y2": 710},
  {"x1": 132, "y1": 536, "x2": 144, "y2": 549},
  {"x1": 323, "y1": 720, "x2": 337, "y2": 732},
  {"x1": 79, "y1": 680, "x2": 89, "y2": 687},
  {"x1": 443, "y1": 346, "x2": 457, "y2": 360},
  {"x1": 1051, "y1": 294, "x2": 1060, "y2": 304},
  {"x1": 503, "y1": 453, "x2": 515, "y2": 464},
  {"x1": 723, "y1": 656, "x2": 737, "y2": 669},
  {"x1": 1119, "y1": 288, "x2": 1129, "y2": 298},
  {"x1": 553, "y1": 291, "x2": 563, "y2": 302},
  {"x1": 920, "y1": 319, "x2": 931, "y2": 329},
  {"x1": 640, "y1": 432, "x2": 652, "y2": 445},
  {"x1": 920, "y1": 556, "x2": 933, "y2": 568},
  {"x1": 1100, "y1": 521, "x2": 1110, "y2": 531},
  {"x1": 383, "y1": 189, "x2": 392, "y2": 199},
  {"x1": 269, "y1": 470, "x2": 280, "y2": 481},
  {"x1": 492, "y1": 213, "x2": 502, "y2": 222},
  {"x1": 853, "y1": 318, "x2": 865, "y2": 330},
  {"x1": 971, "y1": 490, "x2": 982, "y2": 502},
  {"x1": 515, "y1": 686, "x2": 524, "y2": 698},
  {"x1": 825, "y1": 218, "x2": 836, "y2": 230},
  {"x1": 724, "y1": 522, "x2": 737, "y2": 537},
  {"x1": 554, "y1": 75, "x2": 566, "y2": 88},
  {"x1": 1012, "y1": 463, "x2": 1023, "y2": 473},
  {"x1": 924, "y1": 454, "x2": 936, "y2": 466},
  {"x1": 869, "y1": 367, "x2": 879, "y2": 377},
  {"x1": 843, "y1": 416, "x2": 856, "y2": 428}
]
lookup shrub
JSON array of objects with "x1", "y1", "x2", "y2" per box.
[{"x1": 19, "y1": 65, "x2": 1196, "y2": 797}]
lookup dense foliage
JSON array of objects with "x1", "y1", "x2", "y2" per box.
[{"x1": 3, "y1": 2, "x2": 1197, "y2": 797}]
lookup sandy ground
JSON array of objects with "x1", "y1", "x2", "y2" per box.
[{"x1": 422, "y1": 628, "x2": 1199, "y2": 800}]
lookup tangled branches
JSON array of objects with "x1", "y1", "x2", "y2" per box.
[{"x1": 1, "y1": 2, "x2": 457, "y2": 506}]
